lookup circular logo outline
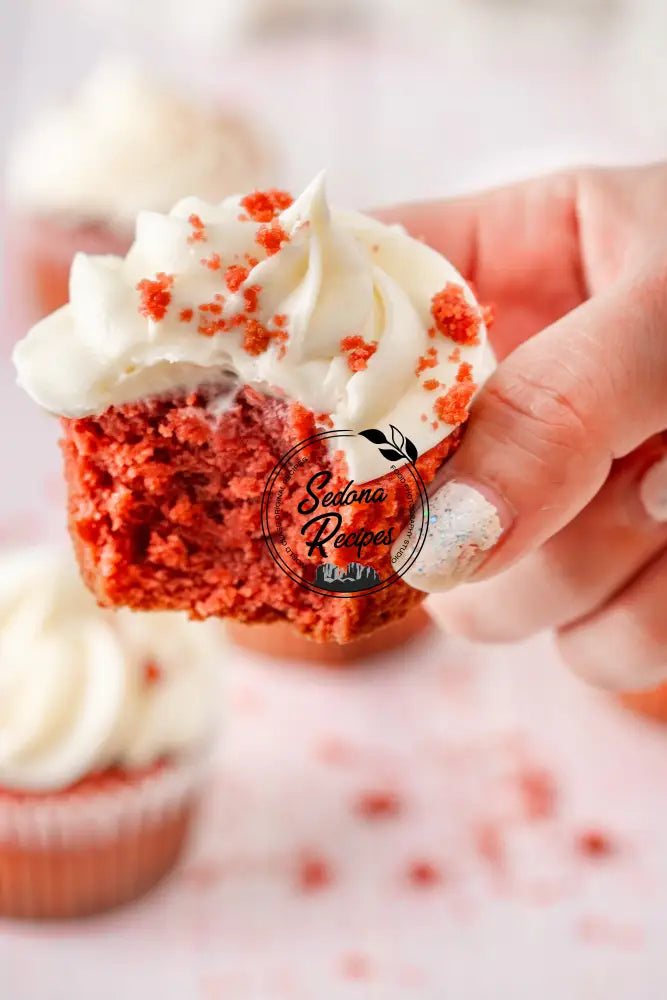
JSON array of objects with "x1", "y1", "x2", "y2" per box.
[{"x1": 260, "y1": 427, "x2": 430, "y2": 598}]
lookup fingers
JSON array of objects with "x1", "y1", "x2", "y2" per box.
[
  {"x1": 375, "y1": 170, "x2": 586, "y2": 358},
  {"x1": 557, "y1": 545, "x2": 667, "y2": 691},
  {"x1": 427, "y1": 440, "x2": 667, "y2": 642},
  {"x1": 396, "y1": 264, "x2": 667, "y2": 594}
]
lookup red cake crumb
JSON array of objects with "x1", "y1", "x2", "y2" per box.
[
  {"x1": 422, "y1": 379, "x2": 440, "y2": 391},
  {"x1": 179, "y1": 308, "x2": 193, "y2": 323},
  {"x1": 340, "y1": 335, "x2": 377, "y2": 372},
  {"x1": 201, "y1": 252, "x2": 221, "y2": 271},
  {"x1": 256, "y1": 221, "x2": 289, "y2": 256},
  {"x1": 240, "y1": 189, "x2": 293, "y2": 222},
  {"x1": 187, "y1": 213, "x2": 206, "y2": 244},
  {"x1": 355, "y1": 790, "x2": 403, "y2": 820},
  {"x1": 456, "y1": 361, "x2": 474, "y2": 383},
  {"x1": 448, "y1": 347, "x2": 461, "y2": 363},
  {"x1": 431, "y1": 283, "x2": 480, "y2": 345},
  {"x1": 297, "y1": 852, "x2": 334, "y2": 892},
  {"x1": 415, "y1": 347, "x2": 438, "y2": 376},
  {"x1": 273, "y1": 314, "x2": 287, "y2": 328},
  {"x1": 61, "y1": 387, "x2": 460, "y2": 642},
  {"x1": 577, "y1": 829, "x2": 614, "y2": 858},
  {"x1": 482, "y1": 302, "x2": 495, "y2": 329},
  {"x1": 225, "y1": 264, "x2": 249, "y2": 292},
  {"x1": 407, "y1": 860, "x2": 443, "y2": 887},
  {"x1": 242, "y1": 319, "x2": 272, "y2": 356},
  {"x1": 434, "y1": 382, "x2": 476, "y2": 425},
  {"x1": 340, "y1": 954, "x2": 372, "y2": 981},
  {"x1": 518, "y1": 769, "x2": 558, "y2": 821},
  {"x1": 243, "y1": 286, "x2": 261, "y2": 314},
  {"x1": 137, "y1": 272, "x2": 173, "y2": 322},
  {"x1": 143, "y1": 659, "x2": 163, "y2": 685}
]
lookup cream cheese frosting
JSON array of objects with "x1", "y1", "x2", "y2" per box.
[
  {"x1": 14, "y1": 172, "x2": 494, "y2": 484},
  {"x1": 0, "y1": 548, "x2": 221, "y2": 792},
  {"x1": 5, "y1": 62, "x2": 269, "y2": 229}
]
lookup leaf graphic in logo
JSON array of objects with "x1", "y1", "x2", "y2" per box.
[
  {"x1": 379, "y1": 448, "x2": 403, "y2": 462},
  {"x1": 404, "y1": 437, "x2": 419, "y2": 464},
  {"x1": 359, "y1": 428, "x2": 388, "y2": 445},
  {"x1": 389, "y1": 424, "x2": 405, "y2": 451}
]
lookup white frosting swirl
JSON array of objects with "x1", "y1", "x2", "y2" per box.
[
  {"x1": 14, "y1": 173, "x2": 494, "y2": 483},
  {"x1": 5, "y1": 62, "x2": 269, "y2": 229},
  {"x1": 0, "y1": 548, "x2": 222, "y2": 792}
]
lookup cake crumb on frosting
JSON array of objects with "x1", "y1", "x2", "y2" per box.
[
  {"x1": 340, "y1": 335, "x2": 377, "y2": 372},
  {"x1": 240, "y1": 188, "x2": 294, "y2": 222},
  {"x1": 431, "y1": 283, "x2": 480, "y2": 345},
  {"x1": 224, "y1": 264, "x2": 249, "y2": 292},
  {"x1": 256, "y1": 221, "x2": 290, "y2": 256},
  {"x1": 434, "y1": 382, "x2": 476, "y2": 425},
  {"x1": 136, "y1": 272, "x2": 173, "y2": 322}
]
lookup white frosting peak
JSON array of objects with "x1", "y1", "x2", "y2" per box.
[
  {"x1": 5, "y1": 61, "x2": 269, "y2": 228},
  {"x1": 14, "y1": 174, "x2": 494, "y2": 483},
  {"x1": 0, "y1": 548, "x2": 222, "y2": 792}
]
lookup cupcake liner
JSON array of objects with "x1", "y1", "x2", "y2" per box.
[{"x1": 0, "y1": 756, "x2": 207, "y2": 919}]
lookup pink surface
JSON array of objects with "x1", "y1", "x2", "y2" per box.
[{"x1": 2, "y1": 19, "x2": 667, "y2": 998}]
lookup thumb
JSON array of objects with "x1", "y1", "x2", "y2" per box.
[{"x1": 396, "y1": 263, "x2": 667, "y2": 592}]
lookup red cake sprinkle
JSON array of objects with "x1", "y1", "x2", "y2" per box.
[
  {"x1": 422, "y1": 378, "x2": 440, "y2": 391},
  {"x1": 355, "y1": 790, "x2": 402, "y2": 820},
  {"x1": 519, "y1": 769, "x2": 558, "y2": 821},
  {"x1": 415, "y1": 347, "x2": 438, "y2": 376},
  {"x1": 197, "y1": 316, "x2": 227, "y2": 337},
  {"x1": 577, "y1": 830, "x2": 614, "y2": 858},
  {"x1": 298, "y1": 853, "x2": 334, "y2": 892},
  {"x1": 224, "y1": 264, "x2": 249, "y2": 293},
  {"x1": 340, "y1": 954, "x2": 371, "y2": 981},
  {"x1": 243, "y1": 285, "x2": 261, "y2": 314},
  {"x1": 434, "y1": 382, "x2": 476, "y2": 425},
  {"x1": 431, "y1": 283, "x2": 480, "y2": 345},
  {"x1": 256, "y1": 221, "x2": 289, "y2": 256},
  {"x1": 179, "y1": 308, "x2": 194, "y2": 323},
  {"x1": 456, "y1": 361, "x2": 474, "y2": 383},
  {"x1": 243, "y1": 318, "x2": 272, "y2": 356},
  {"x1": 201, "y1": 252, "x2": 222, "y2": 271},
  {"x1": 187, "y1": 213, "x2": 206, "y2": 244},
  {"x1": 407, "y1": 860, "x2": 442, "y2": 887},
  {"x1": 143, "y1": 660, "x2": 163, "y2": 685},
  {"x1": 240, "y1": 188, "x2": 294, "y2": 223},
  {"x1": 340, "y1": 335, "x2": 377, "y2": 372},
  {"x1": 137, "y1": 272, "x2": 174, "y2": 322}
]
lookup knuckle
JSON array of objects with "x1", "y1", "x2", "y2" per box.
[{"x1": 482, "y1": 360, "x2": 595, "y2": 460}]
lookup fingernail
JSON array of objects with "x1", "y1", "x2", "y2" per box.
[
  {"x1": 639, "y1": 456, "x2": 667, "y2": 523},
  {"x1": 396, "y1": 480, "x2": 506, "y2": 593}
]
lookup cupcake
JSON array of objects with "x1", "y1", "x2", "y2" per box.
[
  {"x1": 0, "y1": 547, "x2": 221, "y2": 919},
  {"x1": 4, "y1": 61, "x2": 270, "y2": 327},
  {"x1": 14, "y1": 174, "x2": 494, "y2": 645}
]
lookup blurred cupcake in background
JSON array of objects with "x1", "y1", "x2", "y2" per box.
[
  {"x1": 4, "y1": 60, "x2": 272, "y2": 327},
  {"x1": 0, "y1": 547, "x2": 223, "y2": 919}
]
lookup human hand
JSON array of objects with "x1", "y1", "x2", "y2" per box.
[{"x1": 382, "y1": 164, "x2": 667, "y2": 691}]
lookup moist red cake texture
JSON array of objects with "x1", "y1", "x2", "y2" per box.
[{"x1": 62, "y1": 386, "x2": 461, "y2": 643}]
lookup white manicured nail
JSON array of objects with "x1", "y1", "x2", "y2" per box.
[
  {"x1": 396, "y1": 480, "x2": 504, "y2": 593},
  {"x1": 640, "y1": 456, "x2": 667, "y2": 523}
]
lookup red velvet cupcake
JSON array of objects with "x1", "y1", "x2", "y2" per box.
[
  {"x1": 14, "y1": 175, "x2": 494, "y2": 646},
  {"x1": 0, "y1": 547, "x2": 221, "y2": 919},
  {"x1": 5, "y1": 61, "x2": 270, "y2": 327}
]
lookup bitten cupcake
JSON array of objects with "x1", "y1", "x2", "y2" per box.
[
  {"x1": 4, "y1": 61, "x2": 270, "y2": 327},
  {"x1": 0, "y1": 547, "x2": 221, "y2": 919},
  {"x1": 14, "y1": 174, "x2": 494, "y2": 645}
]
